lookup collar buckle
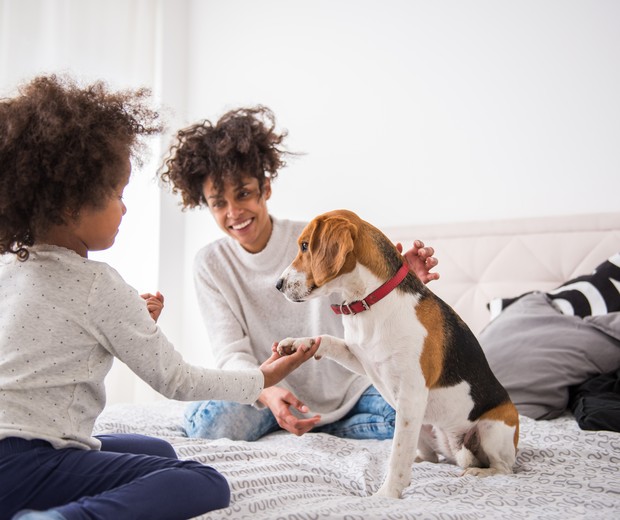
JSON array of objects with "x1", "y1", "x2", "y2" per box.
[{"x1": 340, "y1": 303, "x2": 355, "y2": 315}]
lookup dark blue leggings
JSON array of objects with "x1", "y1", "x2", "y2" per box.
[{"x1": 0, "y1": 434, "x2": 230, "y2": 520}]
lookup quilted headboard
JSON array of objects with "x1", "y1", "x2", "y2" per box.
[{"x1": 384, "y1": 213, "x2": 620, "y2": 336}]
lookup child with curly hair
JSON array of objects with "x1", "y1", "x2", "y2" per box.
[
  {"x1": 0, "y1": 76, "x2": 318, "y2": 520},
  {"x1": 158, "y1": 106, "x2": 439, "y2": 442}
]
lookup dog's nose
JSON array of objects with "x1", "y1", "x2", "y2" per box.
[{"x1": 275, "y1": 278, "x2": 284, "y2": 292}]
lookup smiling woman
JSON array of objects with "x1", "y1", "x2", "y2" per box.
[{"x1": 202, "y1": 176, "x2": 273, "y2": 253}]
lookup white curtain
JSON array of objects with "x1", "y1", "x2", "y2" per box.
[{"x1": 0, "y1": 0, "x2": 188, "y2": 404}]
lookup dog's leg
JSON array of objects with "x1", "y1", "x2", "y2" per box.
[
  {"x1": 462, "y1": 420, "x2": 516, "y2": 477},
  {"x1": 415, "y1": 424, "x2": 439, "y2": 463},
  {"x1": 375, "y1": 385, "x2": 428, "y2": 498},
  {"x1": 277, "y1": 335, "x2": 367, "y2": 376}
]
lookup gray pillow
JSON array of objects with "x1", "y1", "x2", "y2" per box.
[{"x1": 479, "y1": 292, "x2": 620, "y2": 420}]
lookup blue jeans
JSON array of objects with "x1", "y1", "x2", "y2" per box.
[
  {"x1": 184, "y1": 385, "x2": 395, "y2": 441},
  {"x1": 0, "y1": 434, "x2": 229, "y2": 520}
]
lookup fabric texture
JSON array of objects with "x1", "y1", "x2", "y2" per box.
[
  {"x1": 479, "y1": 292, "x2": 620, "y2": 420},
  {"x1": 93, "y1": 401, "x2": 620, "y2": 520},
  {"x1": 0, "y1": 246, "x2": 263, "y2": 450},
  {"x1": 570, "y1": 368, "x2": 620, "y2": 432},
  {"x1": 192, "y1": 217, "x2": 370, "y2": 428}
]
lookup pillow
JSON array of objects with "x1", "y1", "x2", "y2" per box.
[
  {"x1": 488, "y1": 252, "x2": 620, "y2": 320},
  {"x1": 546, "y1": 252, "x2": 620, "y2": 317},
  {"x1": 479, "y1": 292, "x2": 620, "y2": 420}
]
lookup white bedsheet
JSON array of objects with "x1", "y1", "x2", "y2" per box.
[{"x1": 94, "y1": 401, "x2": 620, "y2": 519}]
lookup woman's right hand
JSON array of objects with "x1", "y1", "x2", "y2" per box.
[{"x1": 259, "y1": 386, "x2": 321, "y2": 436}]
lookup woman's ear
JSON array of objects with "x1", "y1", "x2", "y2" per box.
[{"x1": 262, "y1": 177, "x2": 272, "y2": 201}]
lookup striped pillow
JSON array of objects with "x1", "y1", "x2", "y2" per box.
[{"x1": 488, "y1": 253, "x2": 620, "y2": 319}]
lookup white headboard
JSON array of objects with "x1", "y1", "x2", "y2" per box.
[{"x1": 384, "y1": 213, "x2": 620, "y2": 337}]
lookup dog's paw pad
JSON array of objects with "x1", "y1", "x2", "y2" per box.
[{"x1": 276, "y1": 341, "x2": 298, "y2": 356}]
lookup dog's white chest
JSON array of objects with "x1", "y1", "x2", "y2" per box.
[{"x1": 342, "y1": 293, "x2": 426, "y2": 407}]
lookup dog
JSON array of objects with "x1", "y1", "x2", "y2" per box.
[{"x1": 275, "y1": 209, "x2": 519, "y2": 498}]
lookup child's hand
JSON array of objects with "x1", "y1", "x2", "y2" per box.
[
  {"x1": 141, "y1": 291, "x2": 164, "y2": 322},
  {"x1": 259, "y1": 340, "x2": 320, "y2": 388}
]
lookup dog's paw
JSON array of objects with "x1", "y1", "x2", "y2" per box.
[
  {"x1": 415, "y1": 451, "x2": 439, "y2": 464},
  {"x1": 461, "y1": 466, "x2": 509, "y2": 478},
  {"x1": 277, "y1": 337, "x2": 316, "y2": 356},
  {"x1": 373, "y1": 484, "x2": 401, "y2": 499}
]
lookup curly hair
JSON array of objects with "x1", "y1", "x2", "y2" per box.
[
  {"x1": 158, "y1": 106, "x2": 290, "y2": 209},
  {"x1": 0, "y1": 74, "x2": 162, "y2": 260}
]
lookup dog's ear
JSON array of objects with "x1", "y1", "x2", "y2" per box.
[{"x1": 310, "y1": 216, "x2": 357, "y2": 286}]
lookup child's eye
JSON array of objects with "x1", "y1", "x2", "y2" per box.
[{"x1": 210, "y1": 200, "x2": 225, "y2": 209}]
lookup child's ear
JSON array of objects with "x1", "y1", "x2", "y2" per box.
[{"x1": 64, "y1": 207, "x2": 80, "y2": 221}]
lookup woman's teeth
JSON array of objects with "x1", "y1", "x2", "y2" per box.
[{"x1": 231, "y1": 218, "x2": 252, "y2": 230}]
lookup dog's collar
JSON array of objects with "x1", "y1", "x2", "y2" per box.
[{"x1": 331, "y1": 263, "x2": 409, "y2": 315}]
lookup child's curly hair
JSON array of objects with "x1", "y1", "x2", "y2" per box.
[
  {"x1": 0, "y1": 74, "x2": 162, "y2": 260},
  {"x1": 158, "y1": 106, "x2": 290, "y2": 209}
]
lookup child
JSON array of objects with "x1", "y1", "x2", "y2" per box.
[
  {"x1": 0, "y1": 75, "x2": 318, "y2": 520},
  {"x1": 158, "y1": 106, "x2": 439, "y2": 442}
]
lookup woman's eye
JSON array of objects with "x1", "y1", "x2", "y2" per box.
[{"x1": 301, "y1": 242, "x2": 308, "y2": 252}]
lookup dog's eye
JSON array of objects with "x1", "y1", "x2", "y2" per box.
[{"x1": 301, "y1": 242, "x2": 308, "y2": 253}]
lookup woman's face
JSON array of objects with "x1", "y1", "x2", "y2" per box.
[{"x1": 202, "y1": 175, "x2": 273, "y2": 253}]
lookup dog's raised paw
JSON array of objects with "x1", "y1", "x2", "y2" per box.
[{"x1": 277, "y1": 337, "x2": 315, "y2": 356}]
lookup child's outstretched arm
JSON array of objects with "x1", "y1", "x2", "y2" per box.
[{"x1": 141, "y1": 292, "x2": 164, "y2": 322}]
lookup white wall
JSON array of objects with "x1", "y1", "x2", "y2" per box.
[{"x1": 174, "y1": 0, "x2": 620, "y2": 367}]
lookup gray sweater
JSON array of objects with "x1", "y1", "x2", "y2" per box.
[
  {"x1": 0, "y1": 245, "x2": 263, "y2": 450},
  {"x1": 193, "y1": 217, "x2": 370, "y2": 425}
]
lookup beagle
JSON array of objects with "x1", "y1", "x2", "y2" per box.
[{"x1": 276, "y1": 209, "x2": 519, "y2": 499}]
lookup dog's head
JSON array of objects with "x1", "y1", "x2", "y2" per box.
[{"x1": 276, "y1": 210, "x2": 362, "y2": 302}]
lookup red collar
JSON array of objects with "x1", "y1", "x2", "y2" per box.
[{"x1": 331, "y1": 263, "x2": 409, "y2": 315}]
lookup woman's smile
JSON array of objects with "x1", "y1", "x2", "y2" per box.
[{"x1": 230, "y1": 218, "x2": 253, "y2": 231}]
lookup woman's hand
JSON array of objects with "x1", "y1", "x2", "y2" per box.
[
  {"x1": 141, "y1": 291, "x2": 164, "y2": 322},
  {"x1": 397, "y1": 239, "x2": 439, "y2": 284},
  {"x1": 259, "y1": 386, "x2": 321, "y2": 436}
]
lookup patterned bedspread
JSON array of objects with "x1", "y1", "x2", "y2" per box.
[{"x1": 94, "y1": 401, "x2": 620, "y2": 520}]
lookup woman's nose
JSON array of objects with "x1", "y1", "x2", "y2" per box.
[{"x1": 226, "y1": 202, "x2": 242, "y2": 218}]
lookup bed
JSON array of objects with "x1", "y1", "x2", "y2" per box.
[{"x1": 95, "y1": 212, "x2": 620, "y2": 519}]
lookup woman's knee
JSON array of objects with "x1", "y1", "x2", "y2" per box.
[{"x1": 184, "y1": 400, "x2": 272, "y2": 441}]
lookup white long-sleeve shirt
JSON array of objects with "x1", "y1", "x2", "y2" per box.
[
  {"x1": 193, "y1": 217, "x2": 370, "y2": 425},
  {"x1": 0, "y1": 245, "x2": 263, "y2": 450}
]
